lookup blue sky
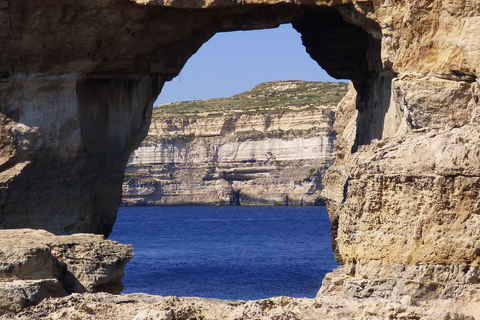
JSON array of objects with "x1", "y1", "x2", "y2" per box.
[{"x1": 155, "y1": 24, "x2": 340, "y2": 105}]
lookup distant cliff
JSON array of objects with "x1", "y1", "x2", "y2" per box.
[{"x1": 122, "y1": 80, "x2": 346, "y2": 206}]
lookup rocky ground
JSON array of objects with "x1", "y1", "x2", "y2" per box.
[
  {"x1": 1, "y1": 288, "x2": 479, "y2": 320},
  {"x1": 1, "y1": 229, "x2": 479, "y2": 320},
  {"x1": 0, "y1": 229, "x2": 132, "y2": 315}
]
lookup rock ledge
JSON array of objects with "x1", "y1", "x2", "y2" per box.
[{"x1": 0, "y1": 229, "x2": 133, "y2": 315}]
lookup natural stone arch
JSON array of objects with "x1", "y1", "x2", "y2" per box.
[
  {"x1": 3, "y1": 3, "x2": 480, "y2": 302},
  {"x1": 2, "y1": 1, "x2": 480, "y2": 315},
  {"x1": 0, "y1": 1, "x2": 378, "y2": 237}
]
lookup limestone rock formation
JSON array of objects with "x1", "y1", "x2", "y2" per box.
[
  {"x1": 1, "y1": 292, "x2": 478, "y2": 320},
  {"x1": 0, "y1": 229, "x2": 133, "y2": 315},
  {"x1": 122, "y1": 80, "x2": 340, "y2": 206},
  {"x1": 1, "y1": 0, "x2": 480, "y2": 317},
  {"x1": 0, "y1": 0, "x2": 474, "y2": 237},
  {"x1": 317, "y1": 0, "x2": 480, "y2": 300},
  {"x1": 0, "y1": 0, "x2": 307, "y2": 237}
]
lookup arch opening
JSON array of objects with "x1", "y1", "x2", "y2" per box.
[
  {"x1": 114, "y1": 8, "x2": 384, "y2": 297},
  {"x1": 0, "y1": 1, "x2": 386, "y2": 249},
  {"x1": 155, "y1": 24, "x2": 340, "y2": 105}
]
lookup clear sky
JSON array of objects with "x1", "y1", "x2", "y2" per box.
[{"x1": 155, "y1": 23, "x2": 342, "y2": 106}]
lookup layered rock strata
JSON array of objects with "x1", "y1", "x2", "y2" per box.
[
  {"x1": 124, "y1": 136, "x2": 333, "y2": 206},
  {"x1": 1, "y1": 0, "x2": 480, "y2": 317},
  {"x1": 0, "y1": 229, "x2": 133, "y2": 315},
  {"x1": 321, "y1": 81, "x2": 480, "y2": 305},
  {"x1": 122, "y1": 81, "x2": 338, "y2": 206}
]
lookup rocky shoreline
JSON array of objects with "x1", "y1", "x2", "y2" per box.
[{"x1": 1, "y1": 229, "x2": 478, "y2": 319}]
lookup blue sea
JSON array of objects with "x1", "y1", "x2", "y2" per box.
[{"x1": 109, "y1": 206, "x2": 337, "y2": 301}]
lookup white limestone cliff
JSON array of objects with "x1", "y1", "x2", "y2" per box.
[{"x1": 123, "y1": 102, "x2": 336, "y2": 206}]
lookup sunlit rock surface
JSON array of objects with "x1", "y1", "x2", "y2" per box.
[
  {"x1": 1, "y1": 292, "x2": 478, "y2": 320},
  {"x1": 1, "y1": 0, "x2": 480, "y2": 318},
  {"x1": 0, "y1": 229, "x2": 132, "y2": 315},
  {"x1": 122, "y1": 81, "x2": 339, "y2": 206}
]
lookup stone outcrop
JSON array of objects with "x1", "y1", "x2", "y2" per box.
[
  {"x1": 0, "y1": 0, "x2": 475, "y2": 238},
  {"x1": 1, "y1": 0, "x2": 480, "y2": 317},
  {"x1": 0, "y1": 229, "x2": 133, "y2": 315},
  {"x1": 0, "y1": 0, "x2": 308, "y2": 237},
  {"x1": 122, "y1": 81, "x2": 339, "y2": 206},
  {"x1": 1, "y1": 292, "x2": 478, "y2": 320},
  {"x1": 315, "y1": 0, "x2": 480, "y2": 305}
]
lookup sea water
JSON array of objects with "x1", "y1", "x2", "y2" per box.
[{"x1": 109, "y1": 206, "x2": 337, "y2": 301}]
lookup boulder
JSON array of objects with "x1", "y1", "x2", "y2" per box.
[{"x1": 0, "y1": 229, "x2": 133, "y2": 315}]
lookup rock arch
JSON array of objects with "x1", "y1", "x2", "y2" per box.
[
  {"x1": 1, "y1": 0, "x2": 480, "y2": 304},
  {"x1": 0, "y1": 1, "x2": 376, "y2": 236}
]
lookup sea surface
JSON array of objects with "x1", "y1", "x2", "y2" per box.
[{"x1": 110, "y1": 206, "x2": 338, "y2": 301}]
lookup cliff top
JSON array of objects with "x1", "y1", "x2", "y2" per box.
[{"x1": 153, "y1": 80, "x2": 348, "y2": 118}]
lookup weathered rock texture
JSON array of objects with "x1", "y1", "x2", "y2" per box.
[
  {"x1": 0, "y1": 229, "x2": 133, "y2": 315},
  {"x1": 1, "y1": 292, "x2": 478, "y2": 320},
  {"x1": 0, "y1": 0, "x2": 308, "y2": 237},
  {"x1": 0, "y1": 0, "x2": 472, "y2": 235},
  {"x1": 122, "y1": 81, "x2": 339, "y2": 206},
  {"x1": 316, "y1": 0, "x2": 480, "y2": 309},
  {"x1": 1, "y1": 0, "x2": 480, "y2": 317}
]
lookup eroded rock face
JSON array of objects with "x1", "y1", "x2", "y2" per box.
[
  {"x1": 319, "y1": 0, "x2": 480, "y2": 304},
  {"x1": 123, "y1": 81, "x2": 337, "y2": 206},
  {"x1": 1, "y1": 0, "x2": 480, "y2": 315},
  {"x1": 0, "y1": 0, "x2": 382, "y2": 236},
  {"x1": 0, "y1": 1, "x2": 307, "y2": 236},
  {"x1": 0, "y1": 229, "x2": 133, "y2": 315},
  {"x1": 0, "y1": 75, "x2": 161, "y2": 236},
  {"x1": 124, "y1": 133, "x2": 333, "y2": 206}
]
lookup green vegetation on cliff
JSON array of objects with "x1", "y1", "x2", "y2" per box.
[
  {"x1": 125, "y1": 80, "x2": 342, "y2": 207},
  {"x1": 153, "y1": 80, "x2": 348, "y2": 118}
]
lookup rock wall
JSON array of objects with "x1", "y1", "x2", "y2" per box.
[
  {"x1": 316, "y1": 1, "x2": 480, "y2": 307},
  {"x1": 122, "y1": 94, "x2": 336, "y2": 206},
  {"x1": 0, "y1": 75, "x2": 161, "y2": 236}
]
